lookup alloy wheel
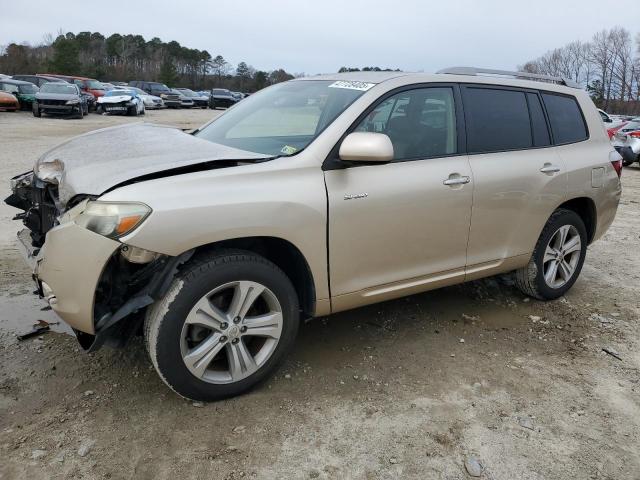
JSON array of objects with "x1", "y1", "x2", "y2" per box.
[
  {"x1": 542, "y1": 225, "x2": 582, "y2": 289},
  {"x1": 180, "y1": 281, "x2": 283, "y2": 384}
]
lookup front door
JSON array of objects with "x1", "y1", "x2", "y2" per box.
[{"x1": 325, "y1": 86, "x2": 474, "y2": 311}]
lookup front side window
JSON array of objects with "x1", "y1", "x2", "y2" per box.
[
  {"x1": 196, "y1": 80, "x2": 369, "y2": 157},
  {"x1": 542, "y1": 93, "x2": 588, "y2": 144},
  {"x1": 355, "y1": 87, "x2": 457, "y2": 160},
  {"x1": 463, "y1": 87, "x2": 532, "y2": 153}
]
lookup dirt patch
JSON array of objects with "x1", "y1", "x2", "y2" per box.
[{"x1": 0, "y1": 110, "x2": 638, "y2": 479}]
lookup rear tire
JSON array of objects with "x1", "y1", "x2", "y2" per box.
[
  {"x1": 144, "y1": 249, "x2": 300, "y2": 401},
  {"x1": 515, "y1": 209, "x2": 587, "y2": 300}
]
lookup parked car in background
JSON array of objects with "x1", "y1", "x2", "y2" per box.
[
  {"x1": 129, "y1": 81, "x2": 181, "y2": 108},
  {"x1": 175, "y1": 88, "x2": 208, "y2": 108},
  {"x1": 97, "y1": 89, "x2": 145, "y2": 116},
  {"x1": 40, "y1": 74, "x2": 106, "y2": 99},
  {"x1": 171, "y1": 89, "x2": 195, "y2": 108},
  {"x1": 12, "y1": 75, "x2": 66, "y2": 88},
  {"x1": 0, "y1": 91, "x2": 19, "y2": 111},
  {"x1": 0, "y1": 79, "x2": 39, "y2": 109},
  {"x1": 208, "y1": 88, "x2": 237, "y2": 109},
  {"x1": 231, "y1": 91, "x2": 244, "y2": 102},
  {"x1": 611, "y1": 118, "x2": 640, "y2": 166},
  {"x1": 100, "y1": 82, "x2": 116, "y2": 91},
  {"x1": 128, "y1": 87, "x2": 165, "y2": 109},
  {"x1": 33, "y1": 82, "x2": 87, "y2": 118},
  {"x1": 0, "y1": 73, "x2": 11, "y2": 79},
  {"x1": 5, "y1": 68, "x2": 622, "y2": 401},
  {"x1": 109, "y1": 81, "x2": 128, "y2": 87},
  {"x1": 81, "y1": 91, "x2": 97, "y2": 112}
]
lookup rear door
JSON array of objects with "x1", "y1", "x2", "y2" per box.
[
  {"x1": 325, "y1": 85, "x2": 474, "y2": 309},
  {"x1": 461, "y1": 85, "x2": 567, "y2": 275}
]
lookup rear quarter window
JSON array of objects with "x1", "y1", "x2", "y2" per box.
[{"x1": 541, "y1": 93, "x2": 588, "y2": 144}]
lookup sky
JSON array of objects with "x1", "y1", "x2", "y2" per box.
[{"x1": 1, "y1": 0, "x2": 638, "y2": 74}]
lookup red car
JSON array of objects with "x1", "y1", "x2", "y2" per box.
[
  {"x1": 0, "y1": 91, "x2": 19, "y2": 111},
  {"x1": 38, "y1": 74, "x2": 106, "y2": 98}
]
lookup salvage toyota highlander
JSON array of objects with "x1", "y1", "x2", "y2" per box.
[{"x1": 6, "y1": 68, "x2": 621, "y2": 401}]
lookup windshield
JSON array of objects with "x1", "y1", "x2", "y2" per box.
[
  {"x1": 18, "y1": 84, "x2": 39, "y2": 94},
  {"x1": 196, "y1": 80, "x2": 372, "y2": 156},
  {"x1": 212, "y1": 89, "x2": 231, "y2": 96},
  {"x1": 179, "y1": 89, "x2": 196, "y2": 96},
  {"x1": 86, "y1": 80, "x2": 103, "y2": 89},
  {"x1": 151, "y1": 83, "x2": 171, "y2": 92},
  {"x1": 41, "y1": 83, "x2": 77, "y2": 95},
  {"x1": 131, "y1": 87, "x2": 146, "y2": 95}
]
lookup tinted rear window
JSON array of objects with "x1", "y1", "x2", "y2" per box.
[
  {"x1": 463, "y1": 87, "x2": 532, "y2": 153},
  {"x1": 541, "y1": 93, "x2": 588, "y2": 144}
]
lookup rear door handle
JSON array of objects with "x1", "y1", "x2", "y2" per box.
[
  {"x1": 443, "y1": 175, "x2": 471, "y2": 186},
  {"x1": 540, "y1": 164, "x2": 561, "y2": 174}
]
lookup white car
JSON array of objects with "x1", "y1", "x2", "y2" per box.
[
  {"x1": 129, "y1": 87, "x2": 165, "y2": 109},
  {"x1": 97, "y1": 89, "x2": 145, "y2": 116}
]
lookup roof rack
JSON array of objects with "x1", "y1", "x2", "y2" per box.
[{"x1": 436, "y1": 67, "x2": 580, "y2": 89}]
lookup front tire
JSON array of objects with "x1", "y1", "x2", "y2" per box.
[
  {"x1": 145, "y1": 250, "x2": 300, "y2": 401},
  {"x1": 515, "y1": 209, "x2": 587, "y2": 300},
  {"x1": 32, "y1": 103, "x2": 41, "y2": 117}
]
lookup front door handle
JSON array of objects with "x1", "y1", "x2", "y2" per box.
[
  {"x1": 443, "y1": 175, "x2": 471, "y2": 186},
  {"x1": 540, "y1": 164, "x2": 561, "y2": 174}
]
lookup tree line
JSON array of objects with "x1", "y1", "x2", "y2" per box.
[
  {"x1": 0, "y1": 31, "x2": 295, "y2": 92},
  {"x1": 520, "y1": 27, "x2": 640, "y2": 114}
]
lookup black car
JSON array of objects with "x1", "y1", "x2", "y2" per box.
[
  {"x1": 209, "y1": 88, "x2": 237, "y2": 109},
  {"x1": 129, "y1": 81, "x2": 181, "y2": 108},
  {"x1": 175, "y1": 88, "x2": 208, "y2": 108},
  {"x1": 33, "y1": 82, "x2": 88, "y2": 118}
]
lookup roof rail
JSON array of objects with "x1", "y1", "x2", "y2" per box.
[{"x1": 436, "y1": 67, "x2": 580, "y2": 89}]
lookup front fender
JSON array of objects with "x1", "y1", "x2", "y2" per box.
[{"x1": 101, "y1": 160, "x2": 330, "y2": 301}]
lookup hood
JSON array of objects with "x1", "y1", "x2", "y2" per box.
[
  {"x1": 35, "y1": 123, "x2": 270, "y2": 206},
  {"x1": 35, "y1": 92, "x2": 78, "y2": 100},
  {"x1": 98, "y1": 94, "x2": 133, "y2": 103}
]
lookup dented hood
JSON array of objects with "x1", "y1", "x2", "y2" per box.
[{"x1": 35, "y1": 123, "x2": 269, "y2": 205}]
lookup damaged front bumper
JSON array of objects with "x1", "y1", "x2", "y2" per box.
[{"x1": 21, "y1": 221, "x2": 120, "y2": 335}]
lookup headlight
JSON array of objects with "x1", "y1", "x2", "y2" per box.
[
  {"x1": 66, "y1": 99, "x2": 79, "y2": 105},
  {"x1": 75, "y1": 201, "x2": 151, "y2": 239}
]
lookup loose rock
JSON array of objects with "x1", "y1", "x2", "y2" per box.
[
  {"x1": 77, "y1": 439, "x2": 95, "y2": 457},
  {"x1": 31, "y1": 449, "x2": 46, "y2": 460},
  {"x1": 464, "y1": 456, "x2": 483, "y2": 477},
  {"x1": 518, "y1": 416, "x2": 534, "y2": 430}
]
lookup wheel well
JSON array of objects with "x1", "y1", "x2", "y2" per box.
[
  {"x1": 193, "y1": 237, "x2": 316, "y2": 319},
  {"x1": 558, "y1": 197, "x2": 597, "y2": 244}
]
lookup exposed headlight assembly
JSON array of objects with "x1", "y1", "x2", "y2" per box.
[{"x1": 75, "y1": 201, "x2": 151, "y2": 239}]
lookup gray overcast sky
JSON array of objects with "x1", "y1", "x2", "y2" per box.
[{"x1": 1, "y1": 0, "x2": 638, "y2": 74}]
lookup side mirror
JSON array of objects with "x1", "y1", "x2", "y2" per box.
[{"x1": 339, "y1": 132, "x2": 394, "y2": 163}]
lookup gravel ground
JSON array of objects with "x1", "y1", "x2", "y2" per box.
[{"x1": 0, "y1": 109, "x2": 639, "y2": 480}]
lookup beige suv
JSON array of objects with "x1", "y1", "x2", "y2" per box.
[{"x1": 7, "y1": 67, "x2": 622, "y2": 400}]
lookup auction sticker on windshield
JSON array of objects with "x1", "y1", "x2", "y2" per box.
[{"x1": 328, "y1": 81, "x2": 376, "y2": 91}]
